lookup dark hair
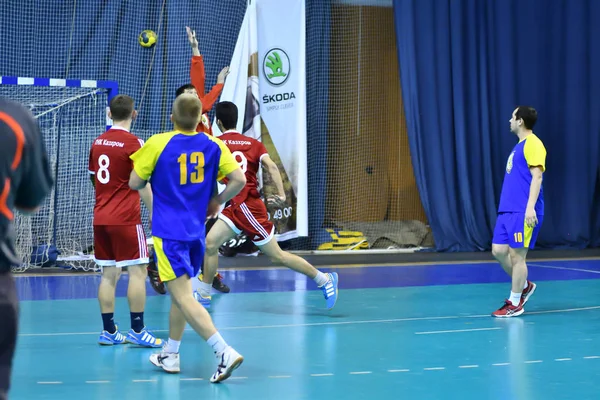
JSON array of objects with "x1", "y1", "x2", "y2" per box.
[
  {"x1": 215, "y1": 101, "x2": 238, "y2": 130},
  {"x1": 172, "y1": 94, "x2": 202, "y2": 131},
  {"x1": 175, "y1": 84, "x2": 196, "y2": 98},
  {"x1": 109, "y1": 95, "x2": 135, "y2": 121},
  {"x1": 515, "y1": 106, "x2": 537, "y2": 130}
]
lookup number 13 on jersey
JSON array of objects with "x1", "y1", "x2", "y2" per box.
[{"x1": 178, "y1": 152, "x2": 204, "y2": 185}]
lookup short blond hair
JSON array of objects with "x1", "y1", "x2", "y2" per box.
[{"x1": 172, "y1": 94, "x2": 203, "y2": 131}]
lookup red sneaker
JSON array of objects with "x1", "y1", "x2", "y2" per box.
[
  {"x1": 521, "y1": 280, "x2": 537, "y2": 305},
  {"x1": 492, "y1": 299, "x2": 524, "y2": 318}
]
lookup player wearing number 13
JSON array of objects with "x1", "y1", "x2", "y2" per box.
[
  {"x1": 129, "y1": 94, "x2": 246, "y2": 382},
  {"x1": 491, "y1": 106, "x2": 546, "y2": 318}
]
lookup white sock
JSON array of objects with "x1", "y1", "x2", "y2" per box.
[
  {"x1": 164, "y1": 338, "x2": 181, "y2": 354},
  {"x1": 509, "y1": 291, "x2": 522, "y2": 306},
  {"x1": 198, "y1": 281, "x2": 212, "y2": 297},
  {"x1": 523, "y1": 280, "x2": 529, "y2": 290},
  {"x1": 207, "y1": 332, "x2": 228, "y2": 354},
  {"x1": 314, "y1": 271, "x2": 329, "y2": 287}
]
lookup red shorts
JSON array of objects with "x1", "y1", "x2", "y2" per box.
[
  {"x1": 93, "y1": 224, "x2": 149, "y2": 268},
  {"x1": 219, "y1": 198, "x2": 274, "y2": 246}
]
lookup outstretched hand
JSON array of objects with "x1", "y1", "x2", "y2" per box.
[
  {"x1": 186, "y1": 26, "x2": 198, "y2": 49},
  {"x1": 217, "y1": 66, "x2": 230, "y2": 84}
]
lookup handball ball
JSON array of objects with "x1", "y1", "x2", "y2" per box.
[{"x1": 138, "y1": 30, "x2": 157, "y2": 48}]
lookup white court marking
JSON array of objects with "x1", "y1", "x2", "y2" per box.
[
  {"x1": 30, "y1": 356, "x2": 600, "y2": 385},
  {"x1": 529, "y1": 263, "x2": 600, "y2": 275},
  {"x1": 415, "y1": 327, "x2": 501, "y2": 335},
  {"x1": 18, "y1": 305, "x2": 600, "y2": 337}
]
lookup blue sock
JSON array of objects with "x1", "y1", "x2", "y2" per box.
[
  {"x1": 131, "y1": 312, "x2": 144, "y2": 333},
  {"x1": 102, "y1": 313, "x2": 116, "y2": 333}
]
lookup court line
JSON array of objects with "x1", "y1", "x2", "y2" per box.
[
  {"x1": 28, "y1": 357, "x2": 600, "y2": 385},
  {"x1": 17, "y1": 305, "x2": 600, "y2": 338},
  {"x1": 529, "y1": 263, "x2": 600, "y2": 275},
  {"x1": 15, "y1": 257, "x2": 600, "y2": 277},
  {"x1": 415, "y1": 327, "x2": 501, "y2": 335}
]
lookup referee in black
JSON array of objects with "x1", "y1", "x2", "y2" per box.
[{"x1": 0, "y1": 97, "x2": 53, "y2": 400}]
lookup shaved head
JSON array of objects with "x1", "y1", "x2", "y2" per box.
[{"x1": 172, "y1": 93, "x2": 203, "y2": 131}]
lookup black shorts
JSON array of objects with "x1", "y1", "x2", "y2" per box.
[{"x1": 0, "y1": 272, "x2": 18, "y2": 400}]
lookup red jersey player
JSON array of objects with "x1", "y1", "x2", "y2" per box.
[
  {"x1": 195, "y1": 102, "x2": 340, "y2": 310},
  {"x1": 154, "y1": 26, "x2": 231, "y2": 296},
  {"x1": 88, "y1": 94, "x2": 161, "y2": 347},
  {"x1": 177, "y1": 26, "x2": 230, "y2": 136}
]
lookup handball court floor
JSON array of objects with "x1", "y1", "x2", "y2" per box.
[{"x1": 11, "y1": 250, "x2": 600, "y2": 400}]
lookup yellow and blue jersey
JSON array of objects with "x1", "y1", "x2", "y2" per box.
[
  {"x1": 498, "y1": 134, "x2": 546, "y2": 215},
  {"x1": 130, "y1": 130, "x2": 239, "y2": 241}
]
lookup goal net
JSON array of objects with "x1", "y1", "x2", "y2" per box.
[
  {"x1": 316, "y1": 2, "x2": 431, "y2": 251},
  {"x1": 0, "y1": 78, "x2": 115, "y2": 272}
]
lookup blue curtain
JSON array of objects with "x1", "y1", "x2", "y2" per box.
[{"x1": 394, "y1": 0, "x2": 600, "y2": 251}]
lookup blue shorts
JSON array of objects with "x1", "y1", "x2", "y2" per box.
[
  {"x1": 152, "y1": 236, "x2": 205, "y2": 282},
  {"x1": 492, "y1": 212, "x2": 543, "y2": 249}
]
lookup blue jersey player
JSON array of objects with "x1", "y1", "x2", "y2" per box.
[
  {"x1": 492, "y1": 106, "x2": 546, "y2": 318},
  {"x1": 129, "y1": 94, "x2": 246, "y2": 382}
]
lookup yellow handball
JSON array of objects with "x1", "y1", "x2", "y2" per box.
[{"x1": 138, "y1": 30, "x2": 157, "y2": 48}]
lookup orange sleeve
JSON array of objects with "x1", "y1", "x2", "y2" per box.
[
  {"x1": 200, "y1": 83, "x2": 224, "y2": 114},
  {"x1": 190, "y1": 55, "x2": 206, "y2": 97}
]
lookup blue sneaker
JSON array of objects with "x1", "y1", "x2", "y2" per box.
[
  {"x1": 125, "y1": 327, "x2": 163, "y2": 348},
  {"x1": 320, "y1": 272, "x2": 339, "y2": 310},
  {"x1": 193, "y1": 290, "x2": 211, "y2": 309},
  {"x1": 98, "y1": 326, "x2": 127, "y2": 345}
]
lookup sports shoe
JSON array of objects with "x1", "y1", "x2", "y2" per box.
[
  {"x1": 98, "y1": 326, "x2": 127, "y2": 345},
  {"x1": 193, "y1": 290, "x2": 211, "y2": 309},
  {"x1": 521, "y1": 280, "x2": 537, "y2": 306},
  {"x1": 147, "y1": 249, "x2": 166, "y2": 295},
  {"x1": 149, "y1": 351, "x2": 180, "y2": 373},
  {"x1": 210, "y1": 346, "x2": 244, "y2": 383},
  {"x1": 320, "y1": 272, "x2": 339, "y2": 310},
  {"x1": 125, "y1": 327, "x2": 163, "y2": 348},
  {"x1": 198, "y1": 273, "x2": 231, "y2": 293},
  {"x1": 213, "y1": 273, "x2": 231, "y2": 293},
  {"x1": 492, "y1": 299, "x2": 524, "y2": 318}
]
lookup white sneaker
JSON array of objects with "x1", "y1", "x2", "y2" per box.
[
  {"x1": 210, "y1": 346, "x2": 244, "y2": 383},
  {"x1": 149, "y1": 351, "x2": 180, "y2": 374}
]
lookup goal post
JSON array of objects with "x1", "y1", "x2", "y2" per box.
[{"x1": 0, "y1": 76, "x2": 118, "y2": 272}]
